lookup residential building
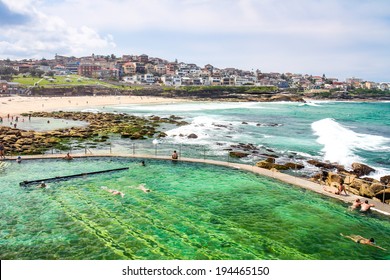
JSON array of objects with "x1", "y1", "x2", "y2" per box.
[
  {"x1": 138, "y1": 54, "x2": 149, "y2": 63},
  {"x1": 123, "y1": 62, "x2": 136, "y2": 75},
  {"x1": 78, "y1": 64, "x2": 102, "y2": 77}
]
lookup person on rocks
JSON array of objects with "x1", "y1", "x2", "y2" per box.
[
  {"x1": 340, "y1": 233, "x2": 386, "y2": 250},
  {"x1": 338, "y1": 183, "x2": 348, "y2": 195}
]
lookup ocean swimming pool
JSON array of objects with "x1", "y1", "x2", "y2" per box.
[{"x1": 0, "y1": 157, "x2": 389, "y2": 260}]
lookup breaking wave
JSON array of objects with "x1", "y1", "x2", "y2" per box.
[{"x1": 311, "y1": 118, "x2": 390, "y2": 170}]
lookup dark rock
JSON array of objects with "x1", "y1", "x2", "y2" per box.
[
  {"x1": 229, "y1": 151, "x2": 249, "y2": 158},
  {"x1": 256, "y1": 160, "x2": 289, "y2": 170},
  {"x1": 307, "y1": 159, "x2": 345, "y2": 172},
  {"x1": 187, "y1": 133, "x2": 198, "y2": 139},
  {"x1": 380, "y1": 175, "x2": 390, "y2": 185},
  {"x1": 374, "y1": 188, "x2": 390, "y2": 202},
  {"x1": 352, "y1": 162, "x2": 375, "y2": 177},
  {"x1": 284, "y1": 162, "x2": 305, "y2": 170}
]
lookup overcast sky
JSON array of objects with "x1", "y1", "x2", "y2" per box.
[{"x1": 1, "y1": 0, "x2": 389, "y2": 81}]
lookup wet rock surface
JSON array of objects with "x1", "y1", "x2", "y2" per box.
[{"x1": 0, "y1": 111, "x2": 188, "y2": 155}]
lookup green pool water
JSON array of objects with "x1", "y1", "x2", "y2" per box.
[{"x1": 0, "y1": 157, "x2": 389, "y2": 260}]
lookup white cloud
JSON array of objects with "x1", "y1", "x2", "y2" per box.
[
  {"x1": 0, "y1": 0, "x2": 115, "y2": 59},
  {"x1": 1, "y1": 0, "x2": 389, "y2": 81}
]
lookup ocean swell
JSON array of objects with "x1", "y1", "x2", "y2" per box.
[{"x1": 311, "y1": 118, "x2": 390, "y2": 169}]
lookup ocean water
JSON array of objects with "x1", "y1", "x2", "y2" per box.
[
  {"x1": 100, "y1": 101, "x2": 390, "y2": 179},
  {"x1": 1, "y1": 157, "x2": 389, "y2": 260}
]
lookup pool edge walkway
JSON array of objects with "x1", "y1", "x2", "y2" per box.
[{"x1": 4, "y1": 153, "x2": 390, "y2": 216}]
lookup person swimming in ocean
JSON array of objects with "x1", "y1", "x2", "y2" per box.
[{"x1": 340, "y1": 233, "x2": 386, "y2": 250}]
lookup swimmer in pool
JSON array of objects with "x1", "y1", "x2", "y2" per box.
[
  {"x1": 340, "y1": 233, "x2": 386, "y2": 250},
  {"x1": 101, "y1": 186, "x2": 124, "y2": 197},
  {"x1": 138, "y1": 184, "x2": 151, "y2": 193}
]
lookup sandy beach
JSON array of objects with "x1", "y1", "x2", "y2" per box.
[{"x1": 0, "y1": 95, "x2": 185, "y2": 117}]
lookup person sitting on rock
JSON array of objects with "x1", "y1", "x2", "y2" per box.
[
  {"x1": 360, "y1": 200, "x2": 375, "y2": 212},
  {"x1": 338, "y1": 183, "x2": 348, "y2": 195},
  {"x1": 323, "y1": 186, "x2": 342, "y2": 195},
  {"x1": 171, "y1": 150, "x2": 178, "y2": 160}
]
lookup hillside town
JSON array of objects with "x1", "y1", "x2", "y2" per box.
[{"x1": 1, "y1": 53, "x2": 389, "y2": 94}]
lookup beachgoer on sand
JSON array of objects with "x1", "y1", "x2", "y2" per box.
[
  {"x1": 340, "y1": 233, "x2": 386, "y2": 250},
  {"x1": 360, "y1": 200, "x2": 375, "y2": 212}
]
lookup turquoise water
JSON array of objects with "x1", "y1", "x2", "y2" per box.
[
  {"x1": 1, "y1": 157, "x2": 389, "y2": 260},
  {"x1": 102, "y1": 101, "x2": 390, "y2": 178}
]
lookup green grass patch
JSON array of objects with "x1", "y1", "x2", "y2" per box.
[{"x1": 12, "y1": 74, "x2": 115, "y2": 88}]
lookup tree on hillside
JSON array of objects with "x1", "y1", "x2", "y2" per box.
[
  {"x1": 30, "y1": 68, "x2": 44, "y2": 77},
  {"x1": 0, "y1": 67, "x2": 18, "y2": 81}
]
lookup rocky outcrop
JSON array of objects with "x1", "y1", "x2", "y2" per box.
[
  {"x1": 229, "y1": 151, "x2": 250, "y2": 158},
  {"x1": 310, "y1": 162, "x2": 389, "y2": 204},
  {"x1": 0, "y1": 111, "x2": 187, "y2": 155},
  {"x1": 351, "y1": 162, "x2": 375, "y2": 177},
  {"x1": 255, "y1": 160, "x2": 289, "y2": 171},
  {"x1": 307, "y1": 159, "x2": 345, "y2": 172},
  {"x1": 380, "y1": 175, "x2": 390, "y2": 185},
  {"x1": 187, "y1": 133, "x2": 198, "y2": 139}
]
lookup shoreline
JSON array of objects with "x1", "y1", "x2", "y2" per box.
[
  {"x1": 0, "y1": 95, "x2": 187, "y2": 117},
  {"x1": 1, "y1": 94, "x2": 388, "y2": 117}
]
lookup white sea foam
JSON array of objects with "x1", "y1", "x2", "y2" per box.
[
  {"x1": 112, "y1": 102, "x2": 260, "y2": 113},
  {"x1": 311, "y1": 118, "x2": 390, "y2": 169},
  {"x1": 299, "y1": 100, "x2": 323, "y2": 107},
  {"x1": 165, "y1": 116, "x2": 231, "y2": 145},
  {"x1": 81, "y1": 108, "x2": 101, "y2": 113}
]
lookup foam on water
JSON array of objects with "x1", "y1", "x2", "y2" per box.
[
  {"x1": 311, "y1": 118, "x2": 390, "y2": 170},
  {"x1": 111, "y1": 101, "x2": 260, "y2": 113},
  {"x1": 165, "y1": 115, "x2": 236, "y2": 145},
  {"x1": 81, "y1": 108, "x2": 101, "y2": 113}
]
